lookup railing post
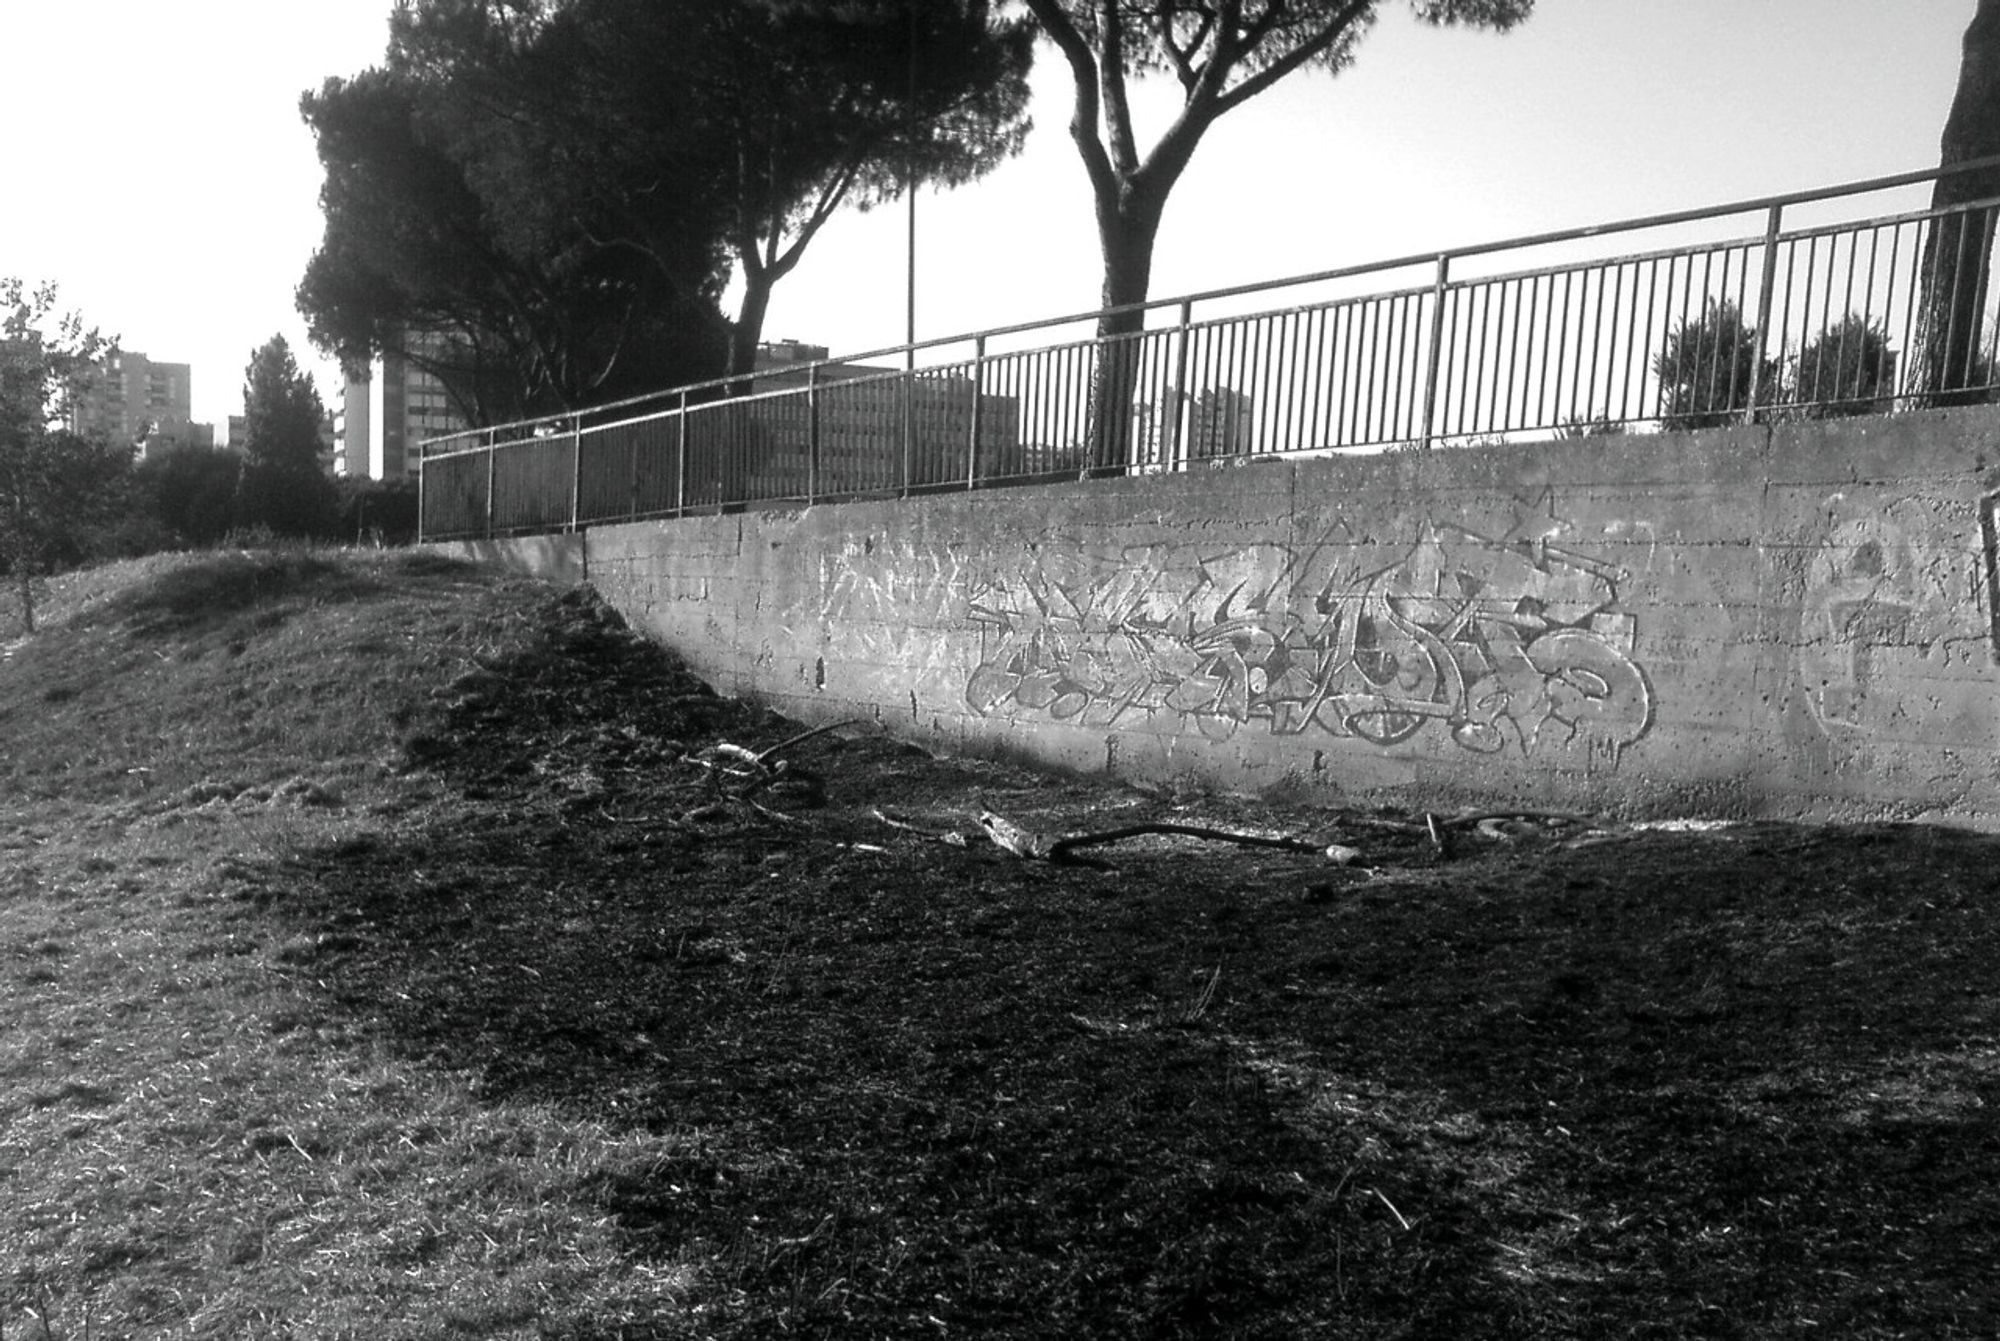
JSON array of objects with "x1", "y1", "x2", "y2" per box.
[
  {"x1": 627, "y1": 420, "x2": 641, "y2": 521},
  {"x1": 967, "y1": 336, "x2": 986, "y2": 491},
  {"x1": 1167, "y1": 300, "x2": 1193, "y2": 470},
  {"x1": 807, "y1": 363, "x2": 821, "y2": 504},
  {"x1": 675, "y1": 390, "x2": 688, "y2": 518},
  {"x1": 416, "y1": 446, "x2": 428, "y2": 542},
  {"x1": 902, "y1": 354, "x2": 915, "y2": 498},
  {"x1": 1744, "y1": 203, "x2": 1784, "y2": 424},
  {"x1": 1419, "y1": 253, "x2": 1451, "y2": 448},
  {"x1": 569, "y1": 414, "x2": 582, "y2": 532},
  {"x1": 484, "y1": 433, "x2": 497, "y2": 540}
]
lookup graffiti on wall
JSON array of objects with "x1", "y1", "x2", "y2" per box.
[
  {"x1": 1801, "y1": 497, "x2": 1984, "y2": 735},
  {"x1": 965, "y1": 492, "x2": 1651, "y2": 761}
]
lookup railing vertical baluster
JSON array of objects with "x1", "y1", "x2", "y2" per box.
[
  {"x1": 675, "y1": 390, "x2": 688, "y2": 518},
  {"x1": 484, "y1": 433, "x2": 497, "y2": 540},
  {"x1": 569, "y1": 415, "x2": 582, "y2": 532},
  {"x1": 1166, "y1": 300, "x2": 1192, "y2": 470},
  {"x1": 800, "y1": 363, "x2": 816, "y2": 504},
  {"x1": 901, "y1": 348, "x2": 915, "y2": 497},
  {"x1": 1744, "y1": 204, "x2": 1784, "y2": 424},
  {"x1": 1419, "y1": 253, "x2": 1451, "y2": 448},
  {"x1": 966, "y1": 336, "x2": 986, "y2": 491}
]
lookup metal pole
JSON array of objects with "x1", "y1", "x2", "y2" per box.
[
  {"x1": 1745, "y1": 204, "x2": 1784, "y2": 424},
  {"x1": 484, "y1": 433, "x2": 496, "y2": 540},
  {"x1": 807, "y1": 363, "x2": 821, "y2": 504},
  {"x1": 967, "y1": 335, "x2": 985, "y2": 491},
  {"x1": 1167, "y1": 299, "x2": 1193, "y2": 470},
  {"x1": 568, "y1": 415, "x2": 582, "y2": 532},
  {"x1": 675, "y1": 390, "x2": 688, "y2": 518},
  {"x1": 903, "y1": 0, "x2": 917, "y2": 497},
  {"x1": 902, "y1": 369, "x2": 915, "y2": 498},
  {"x1": 1419, "y1": 254, "x2": 1452, "y2": 448},
  {"x1": 628, "y1": 420, "x2": 641, "y2": 521}
]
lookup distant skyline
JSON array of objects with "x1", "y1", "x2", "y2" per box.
[{"x1": 0, "y1": 1, "x2": 1974, "y2": 434}]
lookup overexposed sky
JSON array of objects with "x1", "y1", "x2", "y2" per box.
[{"x1": 0, "y1": 0, "x2": 1973, "y2": 433}]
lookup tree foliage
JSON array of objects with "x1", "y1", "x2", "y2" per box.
[
  {"x1": 1019, "y1": 0, "x2": 1533, "y2": 468},
  {"x1": 298, "y1": 0, "x2": 1033, "y2": 422},
  {"x1": 137, "y1": 444, "x2": 243, "y2": 548},
  {"x1": 533, "y1": 0, "x2": 1035, "y2": 377},
  {"x1": 236, "y1": 335, "x2": 336, "y2": 538},
  {"x1": 299, "y1": 60, "x2": 726, "y2": 424},
  {"x1": 1795, "y1": 314, "x2": 1896, "y2": 420},
  {"x1": 0, "y1": 279, "x2": 128, "y2": 633},
  {"x1": 1652, "y1": 299, "x2": 1781, "y2": 432}
]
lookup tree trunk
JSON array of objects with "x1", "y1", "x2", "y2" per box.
[
  {"x1": 1085, "y1": 197, "x2": 1164, "y2": 475},
  {"x1": 728, "y1": 270, "x2": 776, "y2": 389},
  {"x1": 1919, "y1": 0, "x2": 2000, "y2": 405}
]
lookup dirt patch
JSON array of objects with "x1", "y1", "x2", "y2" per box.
[{"x1": 243, "y1": 586, "x2": 2000, "y2": 1338}]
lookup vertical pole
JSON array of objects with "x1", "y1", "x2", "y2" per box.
[
  {"x1": 416, "y1": 445, "x2": 427, "y2": 542},
  {"x1": 967, "y1": 335, "x2": 986, "y2": 491},
  {"x1": 568, "y1": 415, "x2": 582, "y2": 532},
  {"x1": 807, "y1": 363, "x2": 821, "y2": 504},
  {"x1": 1167, "y1": 299, "x2": 1193, "y2": 471},
  {"x1": 902, "y1": 366, "x2": 915, "y2": 498},
  {"x1": 1419, "y1": 253, "x2": 1452, "y2": 448},
  {"x1": 484, "y1": 433, "x2": 497, "y2": 539},
  {"x1": 902, "y1": 0, "x2": 917, "y2": 498},
  {"x1": 675, "y1": 390, "x2": 688, "y2": 518},
  {"x1": 1745, "y1": 203, "x2": 1784, "y2": 424},
  {"x1": 628, "y1": 420, "x2": 641, "y2": 521}
]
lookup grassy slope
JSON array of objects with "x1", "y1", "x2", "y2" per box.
[{"x1": 0, "y1": 552, "x2": 695, "y2": 1338}]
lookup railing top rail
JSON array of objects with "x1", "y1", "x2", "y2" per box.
[{"x1": 421, "y1": 154, "x2": 2000, "y2": 455}]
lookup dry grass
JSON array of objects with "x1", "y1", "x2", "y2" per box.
[{"x1": 1, "y1": 552, "x2": 702, "y2": 1338}]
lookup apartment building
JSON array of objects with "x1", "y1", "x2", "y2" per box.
[
  {"x1": 336, "y1": 334, "x2": 467, "y2": 479},
  {"x1": 68, "y1": 350, "x2": 204, "y2": 457}
]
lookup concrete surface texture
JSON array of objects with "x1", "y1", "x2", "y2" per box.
[{"x1": 470, "y1": 404, "x2": 2000, "y2": 826}]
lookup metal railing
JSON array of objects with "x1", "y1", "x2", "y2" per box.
[{"x1": 419, "y1": 160, "x2": 2000, "y2": 541}]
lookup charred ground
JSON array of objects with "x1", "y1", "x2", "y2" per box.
[{"x1": 268, "y1": 582, "x2": 2000, "y2": 1338}]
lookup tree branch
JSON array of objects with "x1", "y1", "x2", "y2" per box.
[
  {"x1": 1097, "y1": 0, "x2": 1142, "y2": 176},
  {"x1": 1213, "y1": 0, "x2": 1374, "y2": 117},
  {"x1": 1022, "y1": 0, "x2": 1121, "y2": 206}
]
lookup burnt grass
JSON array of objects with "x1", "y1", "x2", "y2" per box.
[{"x1": 257, "y1": 587, "x2": 2000, "y2": 1338}]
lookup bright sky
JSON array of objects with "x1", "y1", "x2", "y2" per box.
[{"x1": 0, "y1": 0, "x2": 1973, "y2": 434}]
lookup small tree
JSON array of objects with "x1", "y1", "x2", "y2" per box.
[
  {"x1": 236, "y1": 335, "x2": 336, "y2": 538},
  {"x1": 0, "y1": 279, "x2": 127, "y2": 633},
  {"x1": 1653, "y1": 298, "x2": 1781, "y2": 431},
  {"x1": 1795, "y1": 315, "x2": 1897, "y2": 419},
  {"x1": 138, "y1": 442, "x2": 242, "y2": 546}
]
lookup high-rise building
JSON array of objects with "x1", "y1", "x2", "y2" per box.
[
  {"x1": 336, "y1": 333, "x2": 467, "y2": 479},
  {"x1": 747, "y1": 340, "x2": 1025, "y2": 490},
  {"x1": 68, "y1": 350, "x2": 199, "y2": 457}
]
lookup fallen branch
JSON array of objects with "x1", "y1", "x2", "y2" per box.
[
  {"x1": 977, "y1": 809, "x2": 1052, "y2": 859},
  {"x1": 871, "y1": 808, "x2": 971, "y2": 846},
  {"x1": 755, "y1": 718, "x2": 867, "y2": 765},
  {"x1": 685, "y1": 738, "x2": 827, "y2": 806},
  {"x1": 976, "y1": 809, "x2": 1359, "y2": 865}
]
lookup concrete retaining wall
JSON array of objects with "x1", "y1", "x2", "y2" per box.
[{"x1": 471, "y1": 405, "x2": 2000, "y2": 825}]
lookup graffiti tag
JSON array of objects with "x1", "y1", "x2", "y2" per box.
[{"x1": 965, "y1": 503, "x2": 1651, "y2": 761}]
